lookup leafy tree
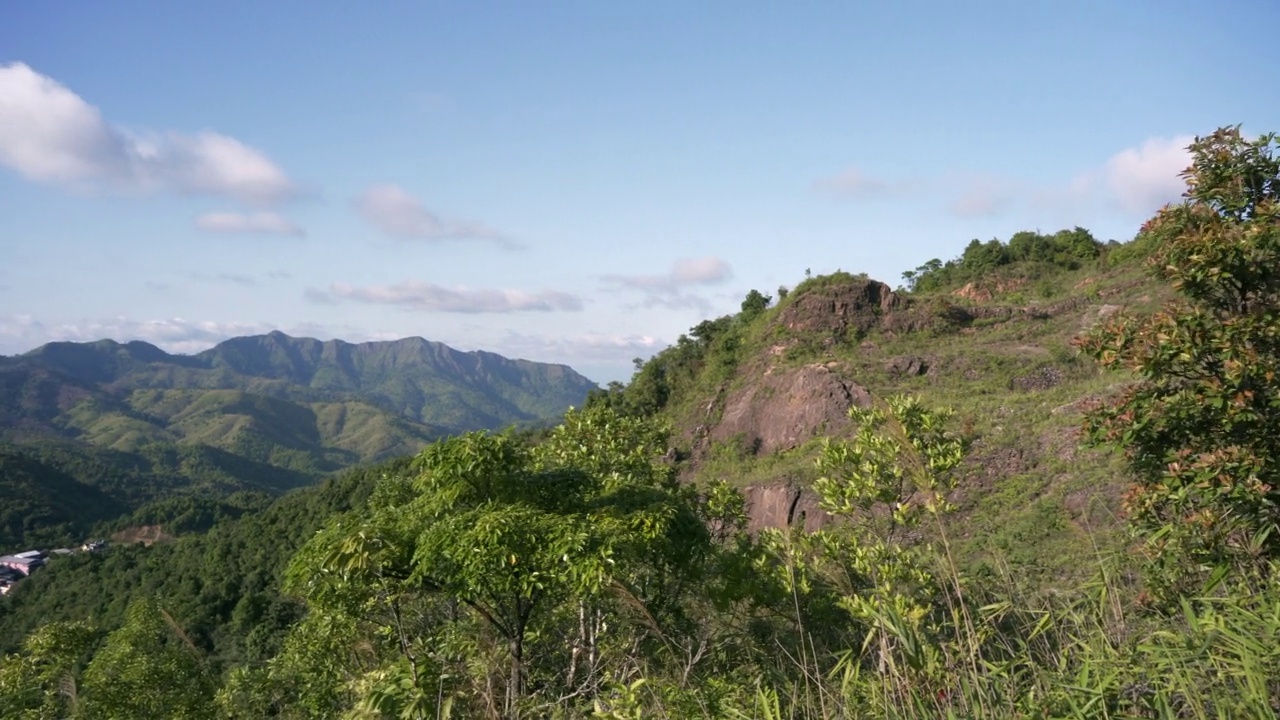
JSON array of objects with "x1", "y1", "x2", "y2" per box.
[
  {"x1": 739, "y1": 289, "x2": 772, "y2": 319},
  {"x1": 756, "y1": 396, "x2": 967, "y2": 711},
  {"x1": 962, "y1": 238, "x2": 1010, "y2": 271},
  {"x1": 1080, "y1": 126, "x2": 1280, "y2": 598},
  {"x1": 904, "y1": 228, "x2": 1104, "y2": 294},
  {"x1": 79, "y1": 597, "x2": 216, "y2": 719},
  {"x1": 0, "y1": 621, "x2": 97, "y2": 719},
  {"x1": 283, "y1": 406, "x2": 712, "y2": 717}
]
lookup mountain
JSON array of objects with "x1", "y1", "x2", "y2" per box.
[{"x1": 0, "y1": 333, "x2": 597, "y2": 548}]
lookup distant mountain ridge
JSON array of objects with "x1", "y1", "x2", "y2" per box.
[
  {"x1": 0, "y1": 332, "x2": 597, "y2": 547},
  {"x1": 13, "y1": 331, "x2": 596, "y2": 430}
]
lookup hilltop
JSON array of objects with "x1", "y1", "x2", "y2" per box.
[{"x1": 590, "y1": 226, "x2": 1169, "y2": 581}]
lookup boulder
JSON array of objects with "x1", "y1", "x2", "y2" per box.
[{"x1": 711, "y1": 364, "x2": 871, "y2": 456}]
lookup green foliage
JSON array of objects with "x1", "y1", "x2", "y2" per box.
[
  {"x1": 0, "y1": 445, "x2": 127, "y2": 550},
  {"x1": 281, "y1": 405, "x2": 717, "y2": 717},
  {"x1": 739, "y1": 289, "x2": 772, "y2": 320},
  {"x1": 813, "y1": 396, "x2": 965, "y2": 523},
  {"x1": 13, "y1": 131, "x2": 1280, "y2": 718},
  {"x1": 0, "y1": 621, "x2": 97, "y2": 719},
  {"x1": 755, "y1": 396, "x2": 969, "y2": 713},
  {"x1": 903, "y1": 227, "x2": 1104, "y2": 293},
  {"x1": 79, "y1": 598, "x2": 216, "y2": 719},
  {"x1": 1081, "y1": 127, "x2": 1280, "y2": 599},
  {"x1": 0, "y1": 330, "x2": 595, "y2": 551},
  {"x1": 0, "y1": 459, "x2": 387, "y2": 662}
]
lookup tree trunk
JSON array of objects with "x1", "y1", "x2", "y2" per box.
[{"x1": 507, "y1": 634, "x2": 523, "y2": 717}]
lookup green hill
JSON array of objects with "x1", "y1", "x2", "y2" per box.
[
  {"x1": 0, "y1": 333, "x2": 596, "y2": 548},
  {"x1": 590, "y1": 227, "x2": 1170, "y2": 583}
]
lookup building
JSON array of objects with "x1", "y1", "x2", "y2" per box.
[
  {"x1": 0, "y1": 550, "x2": 47, "y2": 576},
  {"x1": 0, "y1": 566, "x2": 21, "y2": 594}
]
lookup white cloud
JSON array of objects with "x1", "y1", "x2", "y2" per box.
[
  {"x1": 0, "y1": 314, "x2": 276, "y2": 356},
  {"x1": 196, "y1": 211, "x2": 304, "y2": 236},
  {"x1": 1101, "y1": 136, "x2": 1192, "y2": 214},
  {"x1": 640, "y1": 293, "x2": 716, "y2": 313},
  {"x1": 672, "y1": 256, "x2": 732, "y2": 284},
  {"x1": 950, "y1": 175, "x2": 1016, "y2": 218},
  {"x1": 601, "y1": 256, "x2": 731, "y2": 313},
  {"x1": 354, "y1": 183, "x2": 516, "y2": 247},
  {"x1": 0, "y1": 314, "x2": 423, "y2": 357},
  {"x1": 494, "y1": 330, "x2": 667, "y2": 363},
  {"x1": 813, "y1": 167, "x2": 891, "y2": 197},
  {"x1": 944, "y1": 135, "x2": 1194, "y2": 221},
  {"x1": 303, "y1": 287, "x2": 339, "y2": 305},
  {"x1": 318, "y1": 280, "x2": 584, "y2": 313},
  {"x1": 0, "y1": 62, "x2": 298, "y2": 205},
  {"x1": 216, "y1": 273, "x2": 258, "y2": 287},
  {"x1": 603, "y1": 256, "x2": 732, "y2": 292}
]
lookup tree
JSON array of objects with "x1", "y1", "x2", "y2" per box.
[
  {"x1": 0, "y1": 621, "x2": 97, "y2": 719},
  {"x1": 1080, "y1": 126, "x2": 1280, "y2": 598},
  {"x1": 756, "y1": 396, "x2": 967, "y2": 711},
  {"x1": 284, "y1": 406, "x2": 712, "y2": 718},
  {"x1": 79, "y1": 598, "x2": 215, "y2": 719},
  {"x1": 740, "y1": 289, "x2": 772, "y2": 319}
]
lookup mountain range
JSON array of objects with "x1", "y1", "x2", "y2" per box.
[{"x1": 0, "y1": 332, "x2": 597, "y2": 547}]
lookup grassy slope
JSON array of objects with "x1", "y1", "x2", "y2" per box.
[{"x1": 637, "y1": 244, "x2": 1171, "y2": 585}]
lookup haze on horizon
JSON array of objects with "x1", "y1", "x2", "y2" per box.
[{"x1": 1, "y1": 1, "x2": 1276, "y2": 383}]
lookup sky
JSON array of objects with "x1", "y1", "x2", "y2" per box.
[{"x1": 1, "y1": 1, "x2": 1276, "y2": 383}]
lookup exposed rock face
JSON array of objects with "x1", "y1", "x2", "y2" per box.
[
  {"x1": 711, "y1": 364, "x2": 871, "y2": 456},
  {"x1": 740, "y1": 483, "x2": 831, "y2": 533},
  {"x1": 885, "y1": 355, "x2": 929, "y2": 376},
  {"x1": 777, "y1": 278, "x2": 903, "y2": 339},
  {"x1": 952, "y1": 279, "x2": 1028, "y2": 302}
]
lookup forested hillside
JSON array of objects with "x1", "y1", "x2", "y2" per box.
[
  {"x1": 2, "y1": 128, "x2": 1278, "y2": 718},
  {"x1": 0, "y1": 334, "x2": 596, "y2": 550}
]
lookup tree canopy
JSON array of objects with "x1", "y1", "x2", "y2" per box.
[{"x1": 1081, "y1": 126, "x2": 1280, "y2": 598}]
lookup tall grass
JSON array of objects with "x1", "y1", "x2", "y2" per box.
[{"x1": 644, "y1": 560, "x2": 1280, "y2": 719}]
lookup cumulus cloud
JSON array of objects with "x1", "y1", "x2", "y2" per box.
[
  {"x1": 0, "y1": 314, "x2": 276, "y2": 356},
  {"x1": 945, "y1": 135, "x2": 1194, "y2": 221},
  {"x1": 314, "y1": 280, "x2": 584, "y2": 313},
  {"x1": 0, "y1": 62, "x2": 298, "y2": 205},
  {"x1": 1101, "y1": 136, "x2": 1193, "y2": 214},
  {"x1": 354, "y1": 184, "x2": 516, "y2": 247},
  {"x1": 195, "y1": 211, "x2": 304, "y2": 237}
]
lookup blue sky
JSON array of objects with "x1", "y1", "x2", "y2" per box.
[{"x1": 1, "y1": 1, "x2": 1276, "y2": 382}]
